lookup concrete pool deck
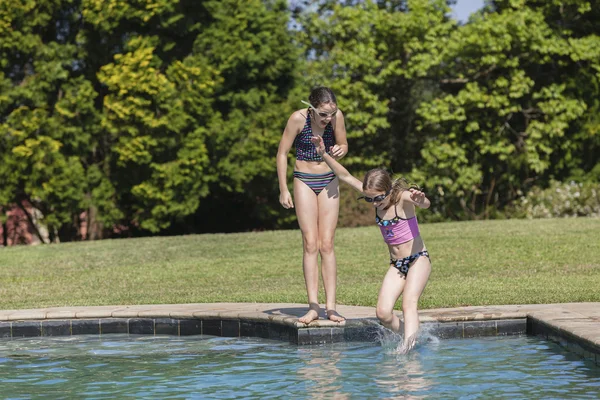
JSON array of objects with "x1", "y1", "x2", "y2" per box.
[{"x1": 0, "y1": 302, "x2": 598, "y2": 365}]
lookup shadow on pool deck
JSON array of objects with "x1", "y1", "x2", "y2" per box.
[{"x1": 0, "y1": 302, "x2": 598, "y2": 365}]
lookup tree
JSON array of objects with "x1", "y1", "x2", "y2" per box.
[
  {"x1": 412, "y1": 0, "x2": 599, "y2": 218},
  {"x1": 295, "y1": 0, "x2": 455, "y2": 173},
  {"x1": 1, "y1": 0, "x2": 298, "y2": 240}
]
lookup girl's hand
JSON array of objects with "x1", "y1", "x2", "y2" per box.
[
  {"x1": 408, "y1": 188, "x2": 426, "y2": 204},
  {"x1": 279, "y1": 191, "x2": 294, "y2": 209},
  {"x1": 310, "y1": 136, "x2": 326, "y2": 156},
  {"x1": 329, "y1": 144, "x2": 345, "y2": 159}
]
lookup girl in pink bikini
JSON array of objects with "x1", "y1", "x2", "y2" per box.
[{"x1": 311, "y1": 136, "x2": 432, "y2": 353}]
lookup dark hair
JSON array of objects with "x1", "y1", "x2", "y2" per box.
[
  {"x1": 362, "y1": 169, "x2": 419, "y2": 210},
  {"x1": 308, "y1": 87, "x2": 337, "y2": 109}
]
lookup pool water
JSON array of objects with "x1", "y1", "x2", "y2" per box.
[{"x1": 0, "y1": 333, "x2": 599, "y2": 399}]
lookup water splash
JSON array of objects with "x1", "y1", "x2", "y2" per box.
[
  {"x1": 417, "y1": 323, "x2": 440, "y2": 346},
  {"x1": 375, "y1": 327, "x2": 403, "y2": 354},
  {"x1": 373, "y1": 322, "x2": 442, "y2": 355}
]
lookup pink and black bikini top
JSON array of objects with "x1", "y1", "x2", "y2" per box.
[
  {"x1": 376, "y1": 207, "x2": 421, "y2": 245},
  {"x1": 295, "y1": 110, "x2": 335, "y2": 161}
]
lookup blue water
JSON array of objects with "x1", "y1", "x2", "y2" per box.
[{"x1": 0, "y1": 333, "x2": 599, "y2": 399}]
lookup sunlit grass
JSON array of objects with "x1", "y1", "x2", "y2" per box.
[{"x1": 0, "y1": 218, "x2": 598, "y2": 310}]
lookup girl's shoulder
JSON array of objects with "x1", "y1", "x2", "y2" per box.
[
  {"x1": 291, "y1": 109, "x2": 309, "y2": 121},
  {"x1": 287, "y1": 109, "x2": 309, "y2": 131}
]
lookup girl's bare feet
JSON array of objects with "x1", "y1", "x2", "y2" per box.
[
  {"x1": 298, "y1": 307, "x2": 320, "y2": 324},
  {"x1": 326, "y1": 309, "x2": 345, "y2": 323},
  {"x1": 397, "y1": 334, "x2": 417, "y2": 354}
]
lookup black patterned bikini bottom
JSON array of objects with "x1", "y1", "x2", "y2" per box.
[{"x1": 390, "y1": 250, "x2": 430, "y2": 277}]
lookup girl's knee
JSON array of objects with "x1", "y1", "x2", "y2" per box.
[
  {"x1": 302, "y1": 237, "x2": 319, "y2": 255},
  {"x1": 319, "y1": 238, "x2": 335, "y2": 255},
  {"x1": 376, "y1": 306, "x2": 393, "y2": 324}
]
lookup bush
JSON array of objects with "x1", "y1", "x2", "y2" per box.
[
  {"x1": 338, "y1": 184, "x2": 373, "y2": 228},
  {"x1": 512, "y1": 180, "x2": 600, "y2": 218}
]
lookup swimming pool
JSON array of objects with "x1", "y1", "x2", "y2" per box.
[{"x1": 1, "y1": 333, "x2": 599, "y2": 398}]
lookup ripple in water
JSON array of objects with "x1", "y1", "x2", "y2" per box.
[{"x1": 0, "y1": 334, "x2": 598, "y2": 399}]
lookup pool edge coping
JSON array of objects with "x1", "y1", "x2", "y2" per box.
[{"x1": 0, "y1": 302, "x2": 598, "y2": 365}]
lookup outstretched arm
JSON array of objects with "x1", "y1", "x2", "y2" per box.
[{"x1": 311, "y1": 136, "x2": 363, "y2": 192}]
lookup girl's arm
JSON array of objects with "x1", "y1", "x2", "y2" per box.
[
  {"x1": 329, "y1": 110, "x2": 348, "y2": 159},
  {"x1": 276, "y1": 111, "x2": 304, "y2": 209},
  {"x1": 311, "y1": 136, "x2": 363, "y2": 192}
]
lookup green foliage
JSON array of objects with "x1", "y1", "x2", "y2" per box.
[
  {"x1": 97, "y1": 35, "x2": 218, "y2": 232},
  {"x1": 410, "y1": 2, "x2": 598, "y2": 219},
  {"x1": 511, "y1": 180, "x2": 600, "y2": 218},
  {"x1": 1, "y1": 0, "x2": 599, "y2": 239},
  {"x1": 1, "y1": 105, "x2": 87, "y2": 238},
  {"x1": 82, "y1": 0, "x2": 178, "y2": 32},
  {"x1": 181, "y1": 0, "x2": 300, "y2": 231},
  {"x1": 1, "y1": 0, "x2": 297, "y2": 239},
  {"x1": 197, "y1": 0, "x2": 297, "y2": 188},
  {"x1": 297, "y1": 0, "x2": 456, "y2": 171},
  {"x1": 292, "y1": 0, "x2": 599, "y2": 224}
]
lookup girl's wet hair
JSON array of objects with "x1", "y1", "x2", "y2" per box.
[
  {"x1": 308, "y1": 87, "x2": 337, "y2": 109},
  {"x1": 362, "y1": 168, "x2": 420, "y2": 210}
]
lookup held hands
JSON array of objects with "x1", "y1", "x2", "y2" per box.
[{"x1": 310, "y1": 137, "x2": 345, "y2": 159}]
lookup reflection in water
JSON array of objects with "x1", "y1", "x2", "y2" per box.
[
  {"x1": 297, "y1": 346, "x2": 349, "y2": 399},
  {"x1": 375, "y1": 351, "x2": 431, "y2": 399},
  {"x1": 296, "y1": 325, "x2": 434, "y2": 399},
  {"x1": 1, "y1": 334, "x2": 599, "y2": 398},
  {"x1": 372, "y1": 324, "x2": 434, "y2": 398}
]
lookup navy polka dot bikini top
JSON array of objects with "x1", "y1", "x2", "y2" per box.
[{"x1": 295, "y1": 110, "x2": 335, "y2": 161}]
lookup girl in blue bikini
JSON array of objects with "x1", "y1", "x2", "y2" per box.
[
  {"x1": 311, "y1": 135, "x2": 432, "y2": 353},
  {"x1": 276, "y1": 87, "x2": 348, "y2": 324}
]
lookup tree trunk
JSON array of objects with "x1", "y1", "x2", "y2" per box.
[{"x1": 17, "y1": 201, "x2": 48, "y2": 245}]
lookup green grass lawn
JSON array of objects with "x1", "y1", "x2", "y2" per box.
[{"x1": 0, "y1": 217, "x2": 598, "y2": 310}]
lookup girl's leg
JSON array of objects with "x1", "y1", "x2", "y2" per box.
[
  {"x1": 317, "y1": 178, "x2": 343, "y2": 321},
  {"x1": 294, "y1": 177, "x2": 321, "y2": 323},
  {"x1": 376, "y1": 266, "x2": 407, "y2": 333},
  {"x1": 400, "y1": 256, "x2": 432, "y2": 351}
]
